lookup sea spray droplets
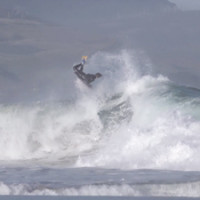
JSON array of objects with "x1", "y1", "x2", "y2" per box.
[{"x1": 0, "y1": 51, "x2": 200, "y2": 171}]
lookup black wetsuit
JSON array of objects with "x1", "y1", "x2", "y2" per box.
[{"x1": 73, "y1": 63, "x2": 96, "y2": 84}]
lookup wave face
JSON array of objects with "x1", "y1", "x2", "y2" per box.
[{"x1": 0, "y1": 50, "x2": 200, "y2": 170}]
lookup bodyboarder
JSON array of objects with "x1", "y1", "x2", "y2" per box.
[{"x1": 73, "y1": 56, "x2": 102, "y2": 87}]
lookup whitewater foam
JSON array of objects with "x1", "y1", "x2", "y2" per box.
[
  {"x1": 0, "y1": 50, "x2": 200, "y2": 171},
  {"x1": 1, "y1": 182, "x2": 200, "y2": 196}
]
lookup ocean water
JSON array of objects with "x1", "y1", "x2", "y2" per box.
[{"x1": 1, "y1": 51, "x2": 200, "y2": 199}]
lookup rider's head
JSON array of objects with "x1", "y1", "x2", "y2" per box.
[{"x1": 95, "y1": 73, "x2": 102, "y2": 78}]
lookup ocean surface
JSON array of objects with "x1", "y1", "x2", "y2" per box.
[{"x1": 1, "y1": 51, "x2": 200, "y2": 199}]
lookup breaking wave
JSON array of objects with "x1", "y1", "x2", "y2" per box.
[{"x1": 0, "y1": 50, "x2": 200, "y2": 171}]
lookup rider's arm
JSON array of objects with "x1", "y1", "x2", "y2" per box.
[{"x1": 73, "y1": 63, "x2": 84, "y2": 72}]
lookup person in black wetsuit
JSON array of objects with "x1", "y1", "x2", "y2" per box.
[{"x1": 73, "y1": 62, "x2": 102, "y2": 85}]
